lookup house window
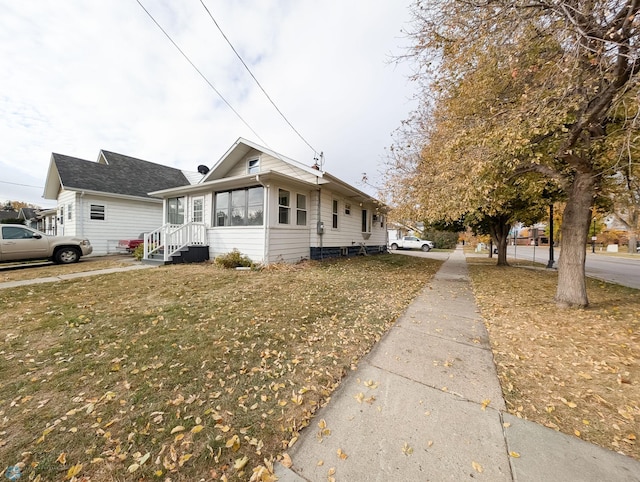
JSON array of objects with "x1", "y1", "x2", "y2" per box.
[
  {"x1": 167, "y1": 197, "x2": 185, "y2": 224},
  {"x1": 247, "y1": 158, "x2": 260, "y2": 174},
  {"x1": 215, "y1": 186, "x2": 264, "y2": 226},
  {"x1": 90, "y1": 204, "x2": 105, "y2": 221},
  {"x1": 67, "y1": 204, "x2": 73, "y2": 220},
  {"x1": 192, "y1": 197, "x2": 204, "y2": 223},
  {"x1": 296, "y1": 194, "x2": 307, "y2": 226},
  {"x1": 279, "y1": 189, "x2": 290, "y2": 224},
  {"x1": 215, "y1": 192, "x2": 229, "y2": 226},
  {"x1": 361, "y1": 209, "x2": 370, "y2": 233},
  {"x1": 59, "y1": 206, "x2": 64, "y2": 225},
  {"x1": 247, "y1": 187, "x2": 263, "y2": 225},
  {"x1": 345, "y1": 203, "x2": 351, "y2": 215},
  {"x1": 332, "y1": 200, "x2": 339, "y2": 229}
]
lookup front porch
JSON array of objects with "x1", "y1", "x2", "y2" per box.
[{"x1": 142, "y1": 222, "x2": 209, "y2": 265}]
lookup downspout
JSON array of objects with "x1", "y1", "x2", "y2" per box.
[
  {"x1": 256, "y1": 175, "x2": 269, "y2": 264},
  {"x1": 79, "y1": 191, "x2": 85, "y2": 239},
  {"x1": 317, "y1": 180, "x2": 323, "y2": 261}
]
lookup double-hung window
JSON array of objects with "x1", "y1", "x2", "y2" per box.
[
  {"x1": 296, "y1": 194, "x2": 307, "y2": 225},
  {"x1": 332, "y1": 200, "x2": 339, "y2": 229},
  {"x1": 279, "y1": 189, "x2": 290, "y2": 224}
]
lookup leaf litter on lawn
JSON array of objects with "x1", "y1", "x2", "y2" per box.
[
  {"x1": 468, "y1": 258, "x2": 639, "y2": 461},
  {"x1": 0, "y1": 254, "x2": 441, "y2": 481}
]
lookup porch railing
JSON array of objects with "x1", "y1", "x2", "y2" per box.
[{"x1": 143, "y1": 222, "x2": 207, "y2": 262}]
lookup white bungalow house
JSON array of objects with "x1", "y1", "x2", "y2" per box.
[
  {"x1": 43, "y1": 151, "x2": 195, "y2": 255},
  {"x1": 144, "y1": 138, "x2": 388, "y2": 264}
]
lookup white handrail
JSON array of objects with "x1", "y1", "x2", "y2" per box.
[{"x1": 143, "y1": 222, "x2": 206, "y2": 262}]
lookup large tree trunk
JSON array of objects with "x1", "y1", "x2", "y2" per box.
[
  {"x1": 555, "y1": 171, "x2": 595, "y2": 308},
  {"x1": 489, "y1": 216, "x2": 510, "y2": 266}
]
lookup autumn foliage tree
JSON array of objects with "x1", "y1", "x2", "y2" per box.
[{"x1": 388, "y1": 0, "x2": 640, "y2": 307}]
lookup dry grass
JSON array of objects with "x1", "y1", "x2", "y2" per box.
[
  {"x1": 0, "y1": 254, "x2": 442, "y2": 481},
  {"x1": 468, "y1": 258, "x2": 639, "y2": 460},
  {"x1": 0, "y1": 255, "x2": 135, "y2": 283}
]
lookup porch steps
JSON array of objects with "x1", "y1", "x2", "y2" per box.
[{"x1": 142, "y1": 245, "x2": 210, "y2": 265}]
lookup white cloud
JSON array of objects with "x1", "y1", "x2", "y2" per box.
[{"x1": 0, "y1": 0, "x2": 417, "y2": 207}]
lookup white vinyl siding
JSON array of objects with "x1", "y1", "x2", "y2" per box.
[
  {"x1": 65, "y1": 194, "x2": 164, "y2": 255},
  {"x1": 225, "y1": 153, "x2": 319, "y2": 183}
]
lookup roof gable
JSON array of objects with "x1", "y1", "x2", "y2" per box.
[
  {"x1": 44, "y1": 151, "x2": 191, "y2": 200},
  {"x1": 202, "y1": 138, "x2": 321, "y2": 183}
]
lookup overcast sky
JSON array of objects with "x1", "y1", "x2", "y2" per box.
[{"x1": 0, "y1": 1, "x2": 417, "y2": 208}]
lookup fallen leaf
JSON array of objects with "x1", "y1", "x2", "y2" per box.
[
  {"x1": 472, "y1": 461, "x2": 483, "y2": 473},
  {"x1": 281, "y1": 453, "x2": 293, "y2": 468},
  {"x1": 509, "y1": 451, "x2": 520, "y2": 458},
  {"x1": 336, "y1": 448, "x2": 348, "y2": 460}
]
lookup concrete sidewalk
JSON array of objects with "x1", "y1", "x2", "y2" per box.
[
  {"x1": 0, "y1": 263, "x2": 153, "y2": 290},
  {"x1": 276, "y1": 248, "x2": 640, "y2": 481}
]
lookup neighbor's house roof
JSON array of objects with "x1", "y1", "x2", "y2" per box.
[
  {"x1": 43, "y1": 150, "x2": 193, "y2": 201},
  {"x1": 18, "y1": 207, "x2": 38, "y2": 220},
  {"x1": 0, "y1": 210, "x2": 19, "y2": 221}
]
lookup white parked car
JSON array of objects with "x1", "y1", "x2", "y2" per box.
[{"x1": 388, "y1": 236, "x2": 434, "y2": 252}]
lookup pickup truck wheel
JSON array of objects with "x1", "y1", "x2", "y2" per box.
[
  {"x1": 54, "y1": 247, "x2": 81, "y2": 264},
  {"x1": 421, "y1": 244, "x2": 431, "y2": 252},
  {"x1": 390, "y1": 243, "x2": 399, "y2": 250}
]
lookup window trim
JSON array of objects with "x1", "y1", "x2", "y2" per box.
[
  {"x1": 361, "y1": 208, "x2": 370, "y2": 233},
  {"x1": 296, "y1": 193, "x2": 307, "y2": 226},
  {"x1": 90, "y1": 204, "x2": 106, "y2": 221},
  {"x1": 247, "y1": 157, "x2": 260, "y2": 174},
  {"x1": 278, "y1": 189, "x2": 291, "y2": 225},
  {"x1": 214, "y1": 186, "x2": 264, "y2": 227},
  {"x1": 332, "y1": 199, "x2": 339, "y2": 229}
]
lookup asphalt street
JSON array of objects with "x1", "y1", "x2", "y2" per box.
[{"x1": 507, "y1": 245, "x2": 640, "y2": 289}]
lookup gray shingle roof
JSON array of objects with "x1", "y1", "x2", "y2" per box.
[{"x1": 52, "y1": 151, "x2": 190, "y2": 198}]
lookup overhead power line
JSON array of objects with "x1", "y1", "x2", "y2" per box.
[
  {"x1": 199, "y1": 0, "x2": 319, "y2": 157},
  {"x1": 0, "y1": 180, "x2": 44, "y2": 189},
  {"x1": 135, "y1": 0, "x2": 267, "y2": 145}
]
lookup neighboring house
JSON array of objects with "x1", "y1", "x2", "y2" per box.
[
  {"x1": 145, "y1": 138, "x2": 388, "y2": 264},
  {"x1": 43, "y1": 151, "x2": 195, "y2": 255},
  {"x1": 36, "y1": 208, "x2": 58, "y2": 235},
  {"x1": 0, "y1": 210, "x2": 20, "y2": 223},
  {"x1": 18, "y1": 207, "x2": 38, "y2": 229}
]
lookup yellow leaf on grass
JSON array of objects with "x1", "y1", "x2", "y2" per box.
[
  {"x1": 171, "y1": 425, "x2": 185, "y2": 434},
  {"x1": 234, "y1": 455, "x2": 249, "y2": 470},
  {"x1": 56, "y1": 452, "x2": 67, "y2": 464},
  {"x1": 66, "y1": 463, "x2": 83, "y2": 480},
  {"x1": 191, "y1": 424, "x2": 204, "y2": 434},
  {"x1": 178, "y1": 454, "x2": 192, "y2": 467},
  {"x1": 226, "y1": 434, "x2": 240, "y2": 451},
  {"x1": 128, "y1": 463, "x2": 140, "y2": 473},
  {"x1": 472, "y1": 461, "x2": 484, "y2": 473}
]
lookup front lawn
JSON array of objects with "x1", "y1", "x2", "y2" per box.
[{"x1": 0, "y1": 254, "x2": 441, "y2": 481}]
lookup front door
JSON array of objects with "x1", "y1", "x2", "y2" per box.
[{"x1": 191, "y1": 196, "x2": 204, "y2": 223}]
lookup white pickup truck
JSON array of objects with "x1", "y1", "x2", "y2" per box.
[
  {"x1": 0, "y1": 224, "x2": 93, "y2": 264},
  {"x1": 389, "y1": 236, "x2": 434, "y2": 252}
]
